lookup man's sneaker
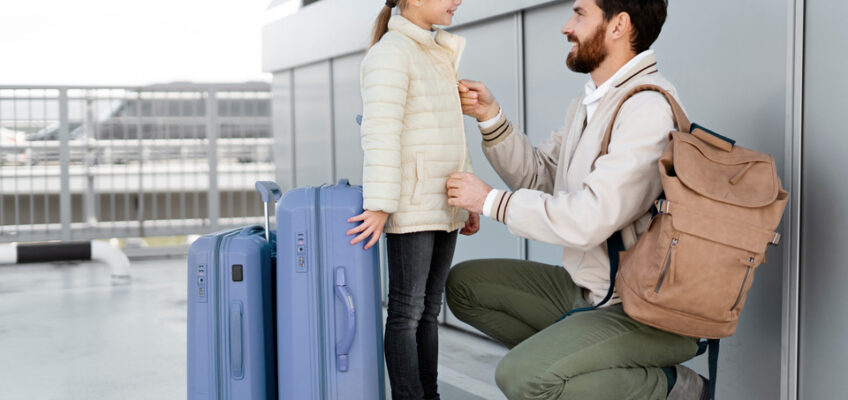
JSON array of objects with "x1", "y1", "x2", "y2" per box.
[{"x1": 667, "y1": 365, "x2": 710, "y2": 400}]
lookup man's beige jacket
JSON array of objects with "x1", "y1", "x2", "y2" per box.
[{"x1": 482, "y1": 53, "x2": 681, "y2": 305}]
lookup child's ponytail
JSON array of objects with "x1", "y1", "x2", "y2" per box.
[{"x1": 371, "y1": 0, "x2": 405, "y2": 47}]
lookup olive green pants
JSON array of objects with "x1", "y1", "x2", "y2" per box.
[{"x1": 445, "y1": 259, "x2": 699, "y2": 400}]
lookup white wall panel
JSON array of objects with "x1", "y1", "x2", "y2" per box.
[
  {"x1": 331, "y1": 53, "x2": 367, "y2": 185},
  {"x1": 799, "y1": 1, "x2": 848, "y2": 398},
  {"x1": 293, "y1": 62, "x2": 334, "y2": 186}
]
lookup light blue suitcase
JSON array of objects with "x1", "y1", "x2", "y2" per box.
[
  {"x1": 276, "y1": 179, "x2": 386, "y2": 400},
  {"x1": 187, "y1": 182, "x2": 282, "y2": 400}
]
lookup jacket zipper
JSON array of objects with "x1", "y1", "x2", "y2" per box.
[
  {"x1": 654, "y1": 237, "x2": 678, "y2": 293},
  {"x1": 730, "y1": 265, "x2": 753, "y2": 311}
]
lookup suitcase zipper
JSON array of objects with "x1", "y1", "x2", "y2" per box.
[
  {"x1": 730, "y1": 265, "x2": 753, "y2": 311},
  {"x1": 654, "y1": 237, "x2": 678, "y2": 293}
]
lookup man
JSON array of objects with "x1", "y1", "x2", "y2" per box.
[{"x1": 444, "y1": 0, "x2": 709, "y2": 399}]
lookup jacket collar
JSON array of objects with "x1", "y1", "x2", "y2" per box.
[
  {"x1": 388, "y1": 14, "x2": 466, "y2": 69},
  {"x1": 611, "y1": 51, "x2": 659, "y2": 88}
]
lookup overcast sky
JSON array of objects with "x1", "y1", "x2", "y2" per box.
[{"x1": 0, "y1": 0, "x2": 292, "y2": 86}]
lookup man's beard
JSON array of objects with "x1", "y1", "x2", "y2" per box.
[{"x1": 566, "y1": 23, "x2": 609, "y2": 74}]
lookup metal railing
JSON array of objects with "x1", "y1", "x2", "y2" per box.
[{"x1": 0, "y1": 84, "x2": 274, "y2": 243}]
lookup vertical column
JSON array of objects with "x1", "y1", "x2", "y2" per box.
[
  {"x1": 206, "y1": 89, "x2": 220, "y2": 230},
  {"x1": 515, "y1": 11, "x2": 528, "y2": 261},
  {"x1": 329, "y1": 59, "x2": 337, "y2": 183},
  {"x1": 781, "y1": 1, "x2": 804, "y2": 399},
  {"x1": 136, "y1": 92, "x2": 146, "y2": 237},
  {"x1": 58, "y1": 88, "x2": 71, "y2": 241}
]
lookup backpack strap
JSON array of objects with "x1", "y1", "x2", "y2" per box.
[
  {"x1": 556, "y1": 230, "x2": 624, "y2": 321},
  {"x1": 696, "y1": 339, "x2": 721, "y2": 400},
  {"x1": 557, "y1": 85, "x2": 685, "y2": 322},
  {"x1": 599, "y1": 84, "x2": 691, "y2": 156}
]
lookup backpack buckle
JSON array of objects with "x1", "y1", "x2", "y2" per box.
[
  {"x1": 655, "y1": 199, "x2": 671, "y2": 214},
  {"x1": 770, "y1": 232, "x2": 781, "y2": 246}
]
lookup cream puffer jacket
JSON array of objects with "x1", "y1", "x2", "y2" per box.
[{"x1": 359, "y1": 15, "x2": 472, "y2": 234}]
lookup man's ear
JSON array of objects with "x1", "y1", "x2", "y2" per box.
[{"x1": 608, "y1": 11, "x2": 632, "y2": 41}]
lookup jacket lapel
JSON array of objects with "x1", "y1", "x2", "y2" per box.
[{"x1": 581, "y1": 53, "x2": 660, "y2": 145}]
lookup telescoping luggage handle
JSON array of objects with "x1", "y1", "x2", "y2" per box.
[
  {"x1": 335, "y1": 266, "x2": 356, "y2": 372},
  {"x1": 255, "y1": 181, "x2": 282, "y2": 242}
]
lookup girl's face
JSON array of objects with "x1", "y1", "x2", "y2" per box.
[{"x1": 416, "y1": 0, "x2": 462, "y2": 27}]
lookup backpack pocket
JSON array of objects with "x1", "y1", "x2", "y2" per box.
[
  {"x1": 643, "y1": 209, "x2": 767, "y2": 322},
  {"x1": 619, "y1": 204, "x2": 773, "y2": 326},
  {"x1": 653, "y1": 234, "x2": 679, "y2": 294}
]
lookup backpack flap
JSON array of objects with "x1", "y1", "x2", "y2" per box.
[
  {"x1": 671, "y1": 130, "x2": 780, "y2": 208},
  {"x1": 662, "y1": 200, "x2": 776, "y2": 259}
]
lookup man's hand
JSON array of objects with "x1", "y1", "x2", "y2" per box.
[
  {"x1": 458, "y1": 79, "x2": 500, "y2": 122},
  {"x1": 346, "y1": 210, "x2": 389, "y2": 250},
  {"x1": 446, "y1": 172, "x2": 492, "y2": 215},
  {"x1": 460, "y1": 212, "x2": 480, "y2": 236}
]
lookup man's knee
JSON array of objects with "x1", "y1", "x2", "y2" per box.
[
  {"x1": 494, "y1": 351, "x2": 522, "y2": 397},
  {"x1": 495, "y1": 349, "x2": 564, "y2": 399},
  {"x1": 444, "y1": 260, "x2": 487, "y2": 316}
]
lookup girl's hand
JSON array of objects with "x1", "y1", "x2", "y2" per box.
[
  {"x1": 346, "y1": 210, "x2": 389, "y2": 250},
  {"x1": 460, "y1": 213, "x2": 480, "y2": 236}
]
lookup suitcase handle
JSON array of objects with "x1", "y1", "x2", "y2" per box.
[
  {"x1": 334, "y1": 266, "x2": 356, "y2": 372},
  {"x1": 254, "y1": 181, "x2": 282, "y2": 203},
  {"x1": 254, "y1": 181, "x2": 282, "y2": 242}
]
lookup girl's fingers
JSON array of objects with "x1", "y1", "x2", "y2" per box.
[
  {"x1": 350, "y1": 227, "x2": 374, "y2": 245},
  {"x1": 346, "y1": 218, "x2": 371, "y2": 236},
  {"x1": 364, "y1": 232, "x2": 381, "y2": 250},
  {"x1": 346, "y1": 223, "x2": 367, "y2": 236},
  {"x1": 347, "y1": 213, "x2": 367, "y2": 223}
]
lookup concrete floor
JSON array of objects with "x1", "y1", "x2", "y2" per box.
[{"x1": 0, "y1": 256, "x2": 507, "y2": 400}]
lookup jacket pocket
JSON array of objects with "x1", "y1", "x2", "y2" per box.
[{"x1": 411, "y1": 153, "x2": 425, "y2": 205}]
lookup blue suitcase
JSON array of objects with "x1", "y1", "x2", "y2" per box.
[
  {"x1": 276, "y1": 179, "x2": 386, "y2": 400},
  {"x1": 187, "y1": 182, "x2": 282, "y2": 400}
]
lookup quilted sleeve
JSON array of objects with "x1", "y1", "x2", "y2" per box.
[{"x1": 359, "y1": 41, "x2": 410, "y2": 213}]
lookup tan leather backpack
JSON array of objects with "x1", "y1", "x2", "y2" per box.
[{"x1": 600, "y1": 85, "x2": 789, "y2": 339}]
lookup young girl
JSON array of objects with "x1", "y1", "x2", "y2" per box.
[{"x1": 346, "y1": 0, "x2": 478, "y2": 399}]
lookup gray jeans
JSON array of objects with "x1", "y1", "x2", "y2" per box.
[{"x1": 384, "y1": 230, "x2": 458, "y2": 400}]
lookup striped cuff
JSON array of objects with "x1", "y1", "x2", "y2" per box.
[
  {"x1": 477, "y1": 108, "x2": 503, "y2": 130},
  {"x1": 487, "y1": 190, "x2": 515, "y2": 224},
  {"x1": 480, "y1": 113, "x2": 513, "y2": 147}
]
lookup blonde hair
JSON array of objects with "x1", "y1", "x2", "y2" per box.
[{"x1": 371, "y1": 0, "x2": 409, "y2": 47}]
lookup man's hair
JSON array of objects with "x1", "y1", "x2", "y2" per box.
[{"x1": 596, "y1": 0, "x2": 668, "y2": 53}]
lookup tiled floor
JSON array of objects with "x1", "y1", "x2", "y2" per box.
[{"x1": 0, "y1": 256, "x2": 507, "y2": 400}]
